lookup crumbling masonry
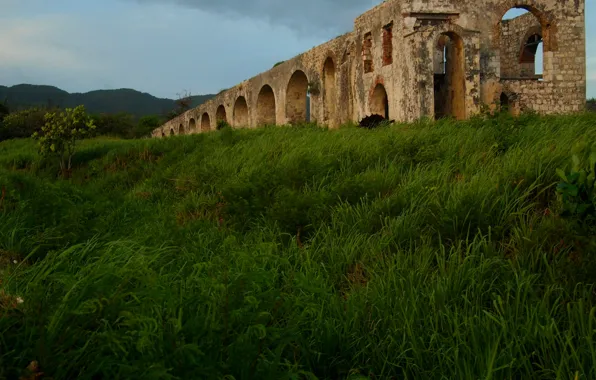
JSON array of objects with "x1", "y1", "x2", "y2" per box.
[{"x1": 153, "y1": 0, "x2": 586, "y2": 137}]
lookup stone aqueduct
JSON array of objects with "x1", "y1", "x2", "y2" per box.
[{"x1": 153, "y1": 0, "x2": 586, "y2": 137}]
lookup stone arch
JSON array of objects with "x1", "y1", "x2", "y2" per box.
[
  {"x1": 519, "y1": 25, "x2": 543, "y2": 61},
  {"x1": 499, "y1": 87, "x2": 521, "y2": 115},
  {"x1": 500, "y1": 92, "x2": 510, "y2": 109},
  {"x1": 179, "y1": 123, "x2": 185, "y2": 135},
  {"x1": 233, "y1": 96, "x2": 249, "y2": 128},
  {"x1": 370, "y1": 82, "x2": 389, "y2": 119},
  {"x1": 285, "y1": 70, "x2": 309, "y2": 124},
  {"x1": 216, "y1": 105, "x2": 227, "y2": 123},
  {"x1": 201, "y1": 112, "x2": 210, "y2": 132},
  {"x1": 189, "y1": 118, "x2": 196, "y2": 133},
  {"x1": 519, "y1": 25, "x2": 543, "y2": 77},
  {"x1": 433, "y1": 31, "x2": 466, "y2": 120},
  {"x1": 256, "y1": 85, "x2": 276, "y2": 126},
  {"x1": 161, "y1": 130, "x2": 166, "y2": 138},
  {"x1": 496, "y1": 5, "x2": 553, "y2": 80},
  {"x1": 322, "y1": 56, "x2": 337, "y2": 125},
  {"x1": 170, "y1": 128, "x2": 175, "y2": 136},
  {"x1": 493, "y1": 2, "x2": 557, "y2": 52}
]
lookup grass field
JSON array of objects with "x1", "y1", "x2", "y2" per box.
[{"x1": 1, "y1": 112, "x2": 596, "y2": 379}]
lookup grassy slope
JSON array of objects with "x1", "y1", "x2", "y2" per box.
[{"x1": 1, "y1": 113, "x2": 596, "y2": 379}]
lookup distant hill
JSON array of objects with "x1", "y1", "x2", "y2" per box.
[{"x1": 0, "y1": 84, "x2": 215, "y2": 118}]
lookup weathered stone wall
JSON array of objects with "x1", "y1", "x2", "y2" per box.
[
  {"x1": 500, "y1": 12, "x2": 542, "y2": 78},
  {"x1": 482, "y1": 0, "x2": 587, "y2": 114},
  {"x1": 152, "y1": 0, "x2": 586, "y2": 138}
]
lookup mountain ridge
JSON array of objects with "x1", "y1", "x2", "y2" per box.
[{"x1": 0, "y1": 84, "x2": 215, "y2": 118}]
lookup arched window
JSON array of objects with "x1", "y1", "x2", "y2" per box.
[{"x1": 499, "y1": 8, "x2": 545, "y2": 79}]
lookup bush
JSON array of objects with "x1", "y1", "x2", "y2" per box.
[
  {"x1": 0, "y1": 100, "x2": 8, "y2": 121},
  {"x1": 556, "y1": 146, "x2": 596, "y2": 225},
  {"x1": 133, "y1": 115, "x2": 163, "y2": 138},
  {"x1": 0, "y1": 107, "x2": 49, "y2": 141},
  {"x1": 91, "y1": 112, "x2": 136, "y2": 138},
  {"x1": 32, "y1": 105, "x2": 96, "y2": 175},
  {"x1": 216, "y1": 119, "x2": 231, "y2": 130}
]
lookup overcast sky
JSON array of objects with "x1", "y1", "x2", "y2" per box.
[{"x1": 0, "y1": 0, "x2": 594, "y2": 99}]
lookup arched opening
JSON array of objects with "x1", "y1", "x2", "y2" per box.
[
  {"x1": 520, "y1": 32, "x2": 543, "y2": 77},
  {"x1": 370, "y1": 84, "x2": 389, "y2": 119},
  {"x1": 201, "y1": 113, "x2": 210, "y2": 132},
  {"x1": 189, "y1": 118, "x2": 196, "y2": 133},
  {"x1": 256, "y1": 85, "x2": 276, "y2": 126},
  {"x1": 179, "y1": 123, "x2": 185, "y2": 135},
  {"x1": 216, "y1": 105, "x2": 227, "y2": 123},
  {"x1": 233, "y1": 96, "x2": 249, "y2": 128},
  {"x1": 499, "y1": 7, "x2": 546, "y2": 79},
  {"x1": 500, "y1": 92, "x2": 510, "y2": 111},
  {"x1": 285, "y1": 70, "x2": 309, "y2": 124},
  {"x1": 170, "y1": 128, "x2": 175, "y2": 136},
  {"x1": 323, "y1": 57, "x2": 337, "y2": 124},
  {"x1": 161, "y1": 131, "x2": 166, "y2": 138},
  {"x1": 433, "y1": 31, "x2": 466, "y2": 120}
]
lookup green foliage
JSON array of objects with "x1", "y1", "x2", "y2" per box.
[
  {"x1": 273, "y1": 61, "x2": 285, "y2": 68},
  {"x1": 556, "y1": 146, "x2": 596, "y2": 223},
  {"x1": 0, "y1": 99, "x2": 8, "y2": 121},
  {"x1": 135, "y1": 115, "x2": 164, "y2": 138},
  {"x1": 91, "y1": 112, "x2": 136, "y2": 138},
  {"x1": 0, "y1": 106, "x2": 50, "y2": 141},
  {"x1": 31, "y1": 105, "x2": 96, "y2": 174},
  {"x1": 588, "y1": 98, "x2": 596, "y2": 112},
  {"x1": 1, "y1": 113, "x2": 596, "y2": 379},
  {"x1": 216, "y1": 119, "x2": 231, "y2": 130}
]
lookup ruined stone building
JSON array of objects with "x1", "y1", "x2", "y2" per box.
[{"x1": 153, "y1": 0, "x2": 586, "y2": 137}]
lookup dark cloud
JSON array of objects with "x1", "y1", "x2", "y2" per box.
[{"x1": 132, "y1": 0, "x2": 381, "y2": 37}]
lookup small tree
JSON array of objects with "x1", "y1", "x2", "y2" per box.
[{"x1": 32, "y1": 105, "x2": 95, "y2": 175}]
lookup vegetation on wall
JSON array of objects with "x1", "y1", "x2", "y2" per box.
[{"x1": 1, "y1": 111, "x2": 596, "y2": 379}]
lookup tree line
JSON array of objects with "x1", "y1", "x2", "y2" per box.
[{"x1": 0, "y1": 91, "x2": 194, "y2": 142}]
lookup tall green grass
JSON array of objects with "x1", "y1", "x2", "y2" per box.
[{"x1": 1, "y1": 112, "x2": 596, "y2": 379}]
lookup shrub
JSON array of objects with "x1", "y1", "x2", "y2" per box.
[
  {"x1": 91, "y1": 112, "x2": 136, "y2": 138},
  {"x1": 134, "y1": 115, "x2": 163, "y2": 138},
  {"x1": 0, "y1": 107, "x2": 49, "y2": 141},
  {"x1": 556, "y1": 146, "x2": 596, "y2": 225},
  {"x1": 32, "y1": 105, "x2": 96, "y2": 175},
  {"x1": 0, "y1": 100, "x2": 8, "y2": 121},
  {"x1": 216, "y1": 119, "x2": 231, "y2": 130}
]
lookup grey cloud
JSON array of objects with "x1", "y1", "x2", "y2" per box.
[{"x1": 131, "y1": 0, "x2": 381, "y2": 37}]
